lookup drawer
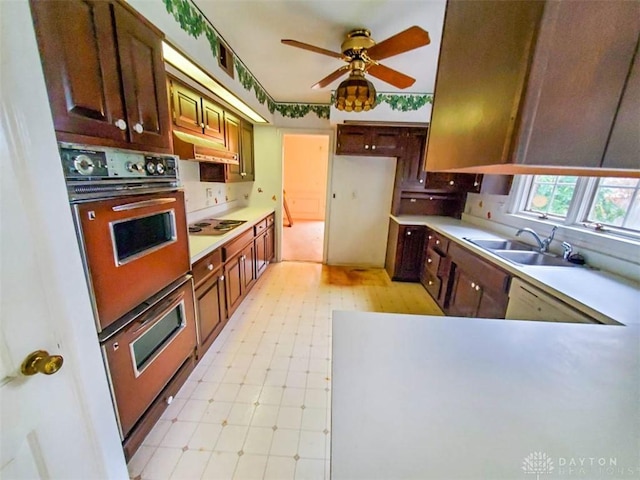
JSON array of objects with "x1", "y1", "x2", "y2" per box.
[
  {"x1": 425, "y1": 247, "x2": 450, "y2": 277},
  {"x1": 222, "y1": 229, "x2": 254, "y2": 261},
  {"x1": 266, "y1": 213, "x2": 275, "y2": 228},
  {"x1": 254, "y1": 219, "x2": 268, "y2": 236},
  {"x1": 427, "y1": 232, "x2": 450, "y2": 253},
  {"x1": 422, "y1": 270, "x2": 442, "y2": 300},
  {"x1": 192, "y1": 249, "x2": 222, "y2": 287}
]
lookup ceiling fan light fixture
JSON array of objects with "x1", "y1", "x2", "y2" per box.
[{"x1": 335, "y1": 72, "x2": 377, "y2": 112}]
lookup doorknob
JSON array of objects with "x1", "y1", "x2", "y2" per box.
[{"x1": 20, "y1": 350, "x2": 64, "y2": 376}]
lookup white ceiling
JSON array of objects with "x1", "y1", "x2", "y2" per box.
[{"x1": 191, "y1": 0, "x2": 447, "y2": 104}]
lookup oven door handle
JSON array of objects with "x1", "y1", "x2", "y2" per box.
[
  {"x1": 112, "y1": 197, "x2": 176, "y2": 212},
  {"x1": 132, "y1": 290, "x2": 185, "y2": 336}
]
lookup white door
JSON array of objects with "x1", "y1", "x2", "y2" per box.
[
  {"x1": 0, "y1": 2, "x2": 127, "y2": 478},
  {"x1": 326, "y1": 155, "x2": 397, "y2": 266}
]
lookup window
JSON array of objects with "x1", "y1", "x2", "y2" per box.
[{"x1": 514, "y1": 175, "x2": 640, "y2": 237}]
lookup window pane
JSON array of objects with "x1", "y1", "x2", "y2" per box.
[
  {"x1": 524, "y1": 175, "x2": 577, "y2": 218},
  {"x1": 587, "y1": 178, "x2": 640, "y2": 232}
]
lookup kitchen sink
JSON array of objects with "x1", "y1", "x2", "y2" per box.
[
  {"x1": 464, "y1": 238, "x2": 535, "y2": 251},
  {"x1": 464, "y1": 237, "x2": 579, "y2": 267},
  {"x1": 492, "y1": 250, "x2": 578, "y2": 267}
]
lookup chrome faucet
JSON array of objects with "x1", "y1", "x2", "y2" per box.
[{"x1": 515, "y1": 226, "x2": 557, "y2": 253}]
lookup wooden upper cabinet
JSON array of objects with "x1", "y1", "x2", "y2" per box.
[
  {"x1": 31, "y1": 0, "x2": 171, "y2": 152},
  {"x1": 425, "y1": 0, "x2": 640, "y2": 176},
  {"x1": 30, "y1": 0, "x2": 128, "y2": 144},
  {"x1": 114, "y1": 3, "x2": 171, "y2": 151},
  {"x1": 397, "y1": 129, "x2": 427, "y2": 190},
  {"x1": 515, "y1": 0, "x2": 639, "y2": 169},
  {"x1": 171, "y1": 81, "x2": 203, "y2": 134},
  {"x1": 225, "y1": 113, "x2": 241, "y2": 154},
  {"x1": 336, "y1": 125, "x2": 401, "y2": 156},
  {"x1": 602, "y1": 43, "x2": 640, "y2": 170},
  {"x1": 425, "y1": 0, "x2": 543, "y2": 172},
  {"x1": 202, "y1": 99, "x2": 225, "y2": 144},
  {"x1": 240, "y1": 120, "x2": 255, "y2": 181}
]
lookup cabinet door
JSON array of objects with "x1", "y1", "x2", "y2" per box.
[
  {"x1": 425, "y1": 1, "x2": 544, "y2": 171},
  {"x1": 398, "y1": 130, "x2": 427, "y2": 189},
  {"x1": 516, "y1": 1, "x2": 639, "y2": 168},
  {"x1": 255, "y1": 234, "x2": 267, "y2": 279},
  {"x1": 336, "y1": 125, "x2": 368, "y2": 154},
  {"x1": 114, "y1": 3, "x2": 171, "y2": 151},
  {"x1": 370, "y1": 127, "x2": 401, "y2": 156},
  {"x1": 225, "y1": 254, "x2": 244, "y2": 317},
  {"x1": 171, "y1": 81, "x2": 203, "y2": 134},
  {"x1": 195, "y1": 269, "x2": 226, "y2": 356},
  {"x1": 476, "y1": 287, "x2": 508, "y2": 319},
  {"x1": 266, "y1": 226, "x2": 275, "y2": 263},
  {"x1": 448, "y1": 269, "x2": 482, "y2": 317},
  {"x1": 602, "y1": 43, "x2": 640, "y2": 170},
  {"x1": 240, "y1": 121, "x2": 255, "y2": 181},
  {"x1": 225, "y1": 114, "x2": 243, "y2": 182},
  {"x1": 30, "y1": 0, "x2": 127, "y2": 143},
  {"x1": 241, "y1": 242, "x2": 257, "y2": 292},
  {"x1": 202, "y1": 99, "x2": 226, "y2": 144},
  {"x1": 396, "y1": 226, "x2": 426, "y2": 281}
]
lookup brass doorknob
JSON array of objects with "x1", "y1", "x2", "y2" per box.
[{"x1": 20, "y1": 350, "x2": 64, "y2": 376}]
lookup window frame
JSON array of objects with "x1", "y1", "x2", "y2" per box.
[{"x1": 508, "y1": 175, "x2": 640, "y2": 242}]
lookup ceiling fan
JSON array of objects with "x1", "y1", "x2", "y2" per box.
[{"x1": 281, "y1": 26, "x2": 431, "y2": 91}]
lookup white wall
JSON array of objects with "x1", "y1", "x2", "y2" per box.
[
  {"x1": 327, "y1": 155, "x2": 397, "y2": 267},
  {"x1": 330, "y1": 101, "x2": 432, "y2": 125}
]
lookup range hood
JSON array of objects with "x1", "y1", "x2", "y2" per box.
[{"x1": 172, "y1": 130, "x2": 239, "y2": 165}]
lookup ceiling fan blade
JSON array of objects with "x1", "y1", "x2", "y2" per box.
[
  {"x1": 312, "y1": 67, "x2": 349, "y2": 89},
  {"x1": 281, "y1": 39, "x2": 343, "y2": 59},
  {"x1": 367, "y1": 63, "x2": 416, "y2": 89},
  {"x1": 367, "y1": 26, "x2": 431, "y2": 60}
]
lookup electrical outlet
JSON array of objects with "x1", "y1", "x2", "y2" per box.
[{"x1": 206, "y1": 188, "x2": 213, "y2": 198}]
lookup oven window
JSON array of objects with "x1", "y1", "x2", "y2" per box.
[
  {"x1": 112, "y1": 210, "x2": 175, "y2": 264},
  {"x1": 132, "y1": 303, "x2": 184, "y2": 372}
]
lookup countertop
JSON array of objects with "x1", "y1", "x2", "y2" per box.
[
  {"x1": 188, "y1": 206, "x2": 275, "y2": 263},
  {"x1": 331, "y1": 311, "x2": 640, "y2": 480},
  {"x1": 391, "y1": 215, "x2": 640, "y2": 327}
]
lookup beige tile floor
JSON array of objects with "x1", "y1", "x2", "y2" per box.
[
  {"x1": 281, "y1": 221, "x2": 324, "y2": 263},
  {"x1": 128, "y1": 261, "x2": 442, "y2": 480}
]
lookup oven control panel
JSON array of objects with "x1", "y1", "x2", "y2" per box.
[{"x1": 59, "y1": 144, "x2": 178, "y2": 181}]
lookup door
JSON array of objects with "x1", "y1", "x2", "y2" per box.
[
  {"x1": 241, "y1": 242, "x2": 257, "y2": 292},
  {"x1": 195, "y1": 268, "x2": 227, "y2": 355},
  {"x1": 171, "y1": 80, "x2": 203, "y2": 134},
  {"x1": 224, "y1": 253, "x2": 244, "y2": 316},
  {"x1": 29, "y1": 0, "x2": 128, "y2": 143},
  {"x1": 202, "y1": 98, "x2": 226, "y2": 144},
  {"x1": 398, "y1": 130, "x2": 427, "y2": 190},
  {"x1": 327, "y1": 155, "x2": 397, "y2": 266},
  {"x1": 114, "y1": 2, "x2": 171, "y2": 150},
  {"x1": 240, "y1": 120, "x2": 255, "y2": 180},
  {"x1": 225, "y1": 113, "x2": 242, "y2": 182},
  {"x1": 396, "y1": 226, "x2": 426, "y2": 281},
  {"x1": 1, "y1": 2, "x2": 127, "y2": 476},
  {"x1": 448, "y1": 269, "x2": 482, "y2": 317}
]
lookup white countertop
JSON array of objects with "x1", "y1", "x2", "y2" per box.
[
  {"x1": 188, "y1": 206, "x2": 275, "y2": 263},
  {"x1": 331, "y1": 311, "x2": 640, "y2": 480},
  {"x1": 391, "y1": 215, "x2": 640, "y2": 327}
]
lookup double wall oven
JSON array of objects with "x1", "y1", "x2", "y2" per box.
[{"x1": 60, "y1": 143, "x2": 196, "y2": 456}]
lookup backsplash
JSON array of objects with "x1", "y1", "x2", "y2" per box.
[{"x1": 179, "y1": 160, "x2": 251, "y2": 219}]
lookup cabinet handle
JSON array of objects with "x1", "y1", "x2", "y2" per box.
[
  {"x1": 475, "y1": 285, "x2": 481, "y2": 292},
  {"x1": 220, "y1": 275, "x2": 225, "y2": 281},
  {"x1": 115, "y1": 119, "x2": 127, "y2": 130},
  {"x1": 207, "y1": 264, "x2": 214, "y2": 271},
  {"x1": 419, "y1": 179, "x2": 424, "y2": 183},
  {"x1": 200, "y1": 122, "x2": 205, "y2": 128},
  {"x1": 240, "y1": 172, "x2": 247, "y2": 176},
  {"x1": 364, "y1": 144, "x2": 370, "y2": 149},
  {"x1": 371, "y1": 145, "x2": 376, "y2": 150},
  {"x1": 428, "y1": 280, "x2": 434, "y2": 286},
  {"x1": 428, "y1": 235, "x2": 432, "y2": 240},
  {"x1": 435, "y1": 240, "x2": 440, "y2": 245},
  {"x1": 471, "y1": 282, "x2": 476, "y2": 288},
  {"x1": 407, "y1": 231, "x2": 412, "y2": 236},
  {"x1": 449, "y1": 180, "x2": 455, "y2": 186},
  {"x1": 429, "y1": 196, "x2": 434, "y2": 200},
  {"x1": 427, "y1": 258, "x2": 432, "y2": 264}
]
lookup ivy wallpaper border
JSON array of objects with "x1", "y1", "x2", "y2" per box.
[{"x1": 162, "y1": 0, "x2": 433, "y2": 119}]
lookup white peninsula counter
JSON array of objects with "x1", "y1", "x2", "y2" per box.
[{"x1": 331, "y1": 311, "x2": 640, "y2": 480}]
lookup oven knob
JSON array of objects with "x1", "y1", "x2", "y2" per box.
[
  {"x1": 125, "y1": 161, "x2": 145, "y2": 174},
  {"x1": 73, "y1": 155, "x2": 95, "y2": 175},
  {"x1": 156, "y1": 162, "x2": 165, "y2": 175},
  {"x1": 146, "y1": 161, "x2": 156, "y2": 174}
]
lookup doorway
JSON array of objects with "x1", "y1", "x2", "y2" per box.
[{"x1": 282, "y1": 134, "x2": 330, "y2": 263}]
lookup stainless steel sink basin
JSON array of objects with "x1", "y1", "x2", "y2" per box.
[
  {"x1": 493, "y1": 250, "x2": 578, "y2": 267},
  {"x1": 464, "y1": 238, "x2": 535, "y2": 251}
]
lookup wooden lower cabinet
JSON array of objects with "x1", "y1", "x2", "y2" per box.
[
  {"x1": 255, "y1": 224, "x2": 276, "y2": 279},
  {"x1": 385, "y1": 222, "x2": 427, "y2": 281},
  {"x1": 446, "y1": 242, "x2": 511, "y2": 318},
  {"x1": 224, "y1": 252, "x2": 244, "y2": 317},
  {"x1": 241, "y1": 242, "x2": 257, "y2": 292}
]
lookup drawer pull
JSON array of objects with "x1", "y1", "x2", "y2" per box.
[{"x1": 207, "y1": 264, "x2": 214, "y2": 271}]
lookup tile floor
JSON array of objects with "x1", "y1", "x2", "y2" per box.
[{"x1": 128, "y1": 261, "x2": 442, "y2": 480}]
